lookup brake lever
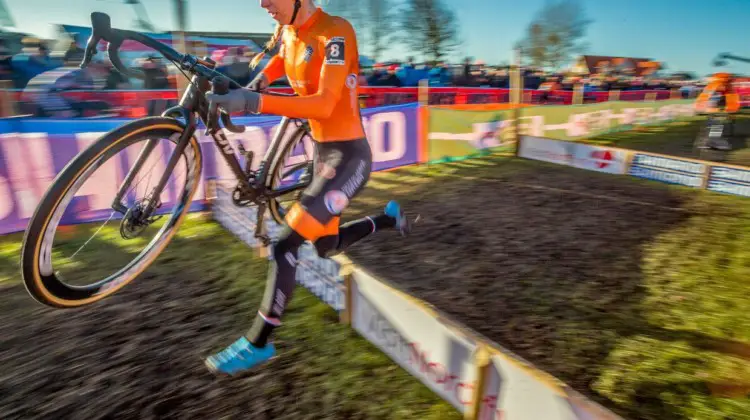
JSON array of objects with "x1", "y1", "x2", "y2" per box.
[
  {"x1": 221, "y1": 111, "x2": 246, "y2": 133},
  {"x1": 79, "y1": 36, "x2": 100, "y2": 69}
]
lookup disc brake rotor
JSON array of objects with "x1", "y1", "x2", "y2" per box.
[{"x1": 119, "y1": 198, "x2": 162, "y2": 239}]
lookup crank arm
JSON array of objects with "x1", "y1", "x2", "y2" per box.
[{"x1": 253, "y1": 202, "x2": 272, "y2": 247}]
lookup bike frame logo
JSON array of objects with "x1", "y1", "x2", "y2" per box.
[{"x1": 216, "y1": 133, "x2": 234, "y2": 155}]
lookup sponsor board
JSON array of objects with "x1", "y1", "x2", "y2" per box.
[
  {"x1": 0, "y1": 103, "x2": 419, "y2": 235},
  {"x1": 427, "y1": 107, "x2": 517, "y2": 162},
  {"x1": 572, "y1": 143, "x2": 628, "y2": 175},
  {"x1": 518, "y1": 136, "x2": 627, "y2": 175},
  {"x1": 707, "y1": 165, "x2": 750, "y2": 198},
  {"x1": 212, "y1": 182, "x2": 344, "y2": 312},
  {"x1": 518, "y1": 136, "x2": 574, "y2": 166},
  {"x1": 351, "y1": 268, "x2": 480, "y2": 413},
  {"x1": 350, "y1": 267, "x2": 624, "y2": 420},
  {"x1": 628, "y1": 153, "x2": 706, "y2": 188},
  {"x1": 479, "y1": 352, "x2": 580, "y2": 420}
]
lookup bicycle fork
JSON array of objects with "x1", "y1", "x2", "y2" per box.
[{"x1": 112, "y1": 119, "x2": 197, "y2": 220}]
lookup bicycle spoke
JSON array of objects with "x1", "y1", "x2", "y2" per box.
[
  {"x1": 124, "y1": 146, "x2": 165, "y2": 205},
  {"x1": 46, "y1": 136, "x2": 190, "y2": 288},
  {"x1": 69, "y1": 211, "x2": 117, "y2": 260}
]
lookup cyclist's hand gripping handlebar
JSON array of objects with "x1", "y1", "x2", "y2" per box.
[{"x1": 206, "y1": 76, "x2": 246, "y2": 135}]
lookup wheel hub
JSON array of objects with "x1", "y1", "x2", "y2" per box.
[{"x1": 120, "y1": 198, "x2": 161, "y2": 239}]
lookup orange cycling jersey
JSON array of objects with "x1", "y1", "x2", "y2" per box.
[
  {"x1": 696, "y1": 73, "x2": 741, "y2": 114},
  {"x1": 259, "y1": 8, "x2": 365, "y2": 142}
]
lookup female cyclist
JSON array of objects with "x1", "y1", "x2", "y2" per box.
[{"x1": 204, "y1": 0, "x2": 413, "y2": 375}]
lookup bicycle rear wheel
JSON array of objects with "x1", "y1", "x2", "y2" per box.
[
  {"x1": 266, "y1": 123, "x2": 315, "y2": 225},
  {"x1": 20, "y1": 117, "x2": 202, "y2": 308}
]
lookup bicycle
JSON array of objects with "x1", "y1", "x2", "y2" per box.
[{"x1": 20, "y1": 12, "x2": 315, "y2": 308}]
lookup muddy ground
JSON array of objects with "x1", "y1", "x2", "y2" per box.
[
  {"x1": 343, "y1": 157, "x2": 702, "y2": 419},
  {"x1": 0, "y1": 222, "x2": 457, "y2": 420},
  {"x1": 0, "y1": 152, "x2": 736, "y2": 420},
  {"x1": 0, "y1": 270, "x2": 323, "y2": 420}
]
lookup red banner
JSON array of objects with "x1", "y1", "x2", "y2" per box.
[{"x1": 4, "y1": 86, "x2": 726, "y2": 118}]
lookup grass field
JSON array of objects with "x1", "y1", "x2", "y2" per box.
[
  {"x1": 0, "y1": 217, "x2": 460, "y2": 419},
  {"x1": 587, "y1": 114, "x2": 750, "y2": 167}
]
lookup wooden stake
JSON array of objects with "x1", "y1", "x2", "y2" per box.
[{"x1": 466, "y1": 345, "x2": 492, "y2": 420}]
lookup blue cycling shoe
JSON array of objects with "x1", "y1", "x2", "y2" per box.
[
  {"x1": 205, "y1": 336, "x2": 276, "y2": 375},
  {"x1": 385, "y1": 200, "x2": 412, "y2": 236}
]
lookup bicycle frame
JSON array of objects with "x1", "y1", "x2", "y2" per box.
[
  {"x1": 80, "y1": 11, "x2": 312, "y2": 244},
  {"x1": 111, "y1": 74, "x2": 312, "y2": 243}
]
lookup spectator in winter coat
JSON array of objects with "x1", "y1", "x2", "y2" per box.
[
  {"x1": 428, "y1": 62, "x2": 452, "y2": 87},
  {"x1": 369, "y1": 64, "x2": 402, "y2": 87}
]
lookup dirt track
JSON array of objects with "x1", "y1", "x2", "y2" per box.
[
  {"x1": 0, "y1": 230, "x2": 459, "y2": 420},
  {"x1": 0, "y1": 155, "x2": 720, "y2": 420},
  {"x1": 343, "y1": 157, "x2": 698, "y2": 419},
  {"x1": 0, "y1": 269, "x2": 300, "y2": 420}
]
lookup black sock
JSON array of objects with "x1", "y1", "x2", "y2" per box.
[
  {"x1": 313, "y1": 213, "x2": 396, "y2": 257},
  {"x1": 336, "y1": 213, "x2": 395, "y2": 250}
]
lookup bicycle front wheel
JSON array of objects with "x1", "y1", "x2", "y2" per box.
[{"x1": 20, "y1": 117, "x2": 203, "y2": 308}]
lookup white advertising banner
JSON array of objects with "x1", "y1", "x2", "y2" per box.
[
  {"x1": 350, "y1": 268, "x2": 480, "y2": 413},
  {"x1": 479, "y1": 351, "x2": 617, "y2": 420},
  {"x1": 519, "y1": 136, "x2": 627, "y2": 175},
  {"x1": 517, "y1": 136, "x2": 574, "y2": 167},
  {"x1": 571, "y1": 143, "x2": 628, "y2": 175}
]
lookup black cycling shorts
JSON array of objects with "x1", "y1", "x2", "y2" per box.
[{"x1": 285, "y1": 138, "x2": 372, "y2": 241}]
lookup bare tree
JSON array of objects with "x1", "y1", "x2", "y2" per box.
[
  {"x1": 399, "y1": 0, "x2": 460, "y2": 63},
  {"x1": 516, "y1": 0, "x2": 591, "y2": 70},
  {"x1": 323, "y1": 0, "x2": 396, "y2": 62},
  {"x1": 366, "y1": 0, "x2": 393, "y2": 62}
]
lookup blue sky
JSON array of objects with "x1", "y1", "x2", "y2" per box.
[{"x1": 4, "y1": 0, "x2": 750, "y2": 75}]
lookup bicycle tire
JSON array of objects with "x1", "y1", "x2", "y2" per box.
[
  {"x1": 20, "y1": 117, "x2": 202, "y2": 308},
  {"x1": 265, "y1": 124, "x2": 314, "y2": 225}
]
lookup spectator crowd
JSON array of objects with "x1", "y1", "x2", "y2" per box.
[
  {"x1": 0, "y1": 36, "x2": 709, "y2": 117},
  {"x1": 362, "y1": 57, "x2": 704, "y2": 95}
]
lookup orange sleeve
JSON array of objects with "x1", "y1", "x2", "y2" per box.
[
  {"x1": 726, "y1": 93, "x2": 740, "y2": 113},
  {"x1": 261, "y1": 55, "x2": 286, "y2": 83},
  {"x1": 259, "y1": 23, "x2": 355, "y2": 120}
]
